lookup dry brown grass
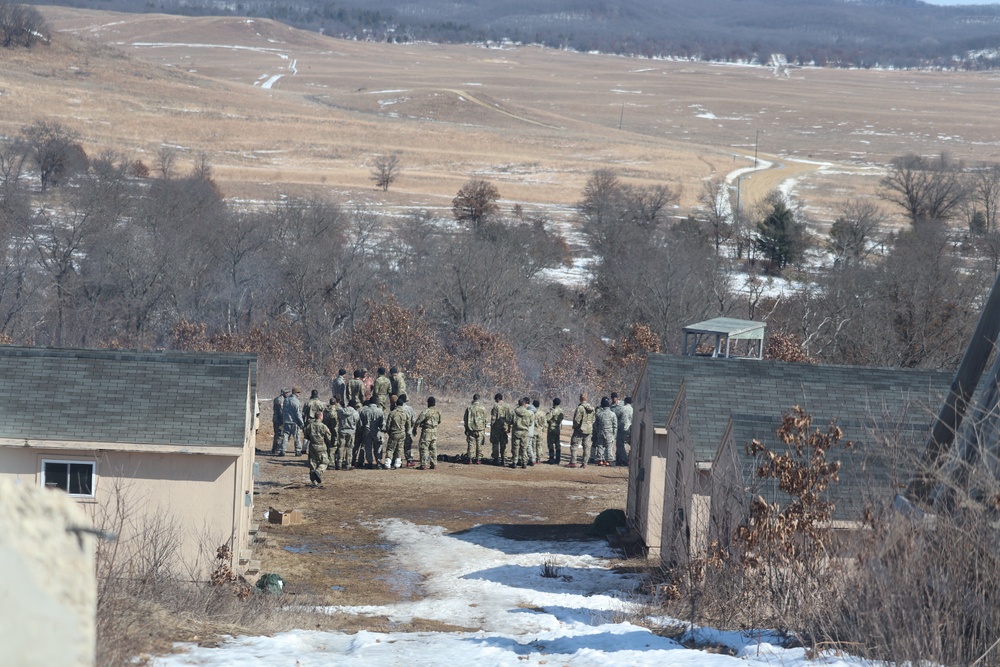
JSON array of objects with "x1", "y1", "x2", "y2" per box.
[{"x1": 8, "y1": 7, "x2": 999, "y2": 230}]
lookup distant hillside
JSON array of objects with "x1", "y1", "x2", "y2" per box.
[{"x1": 27, "y1": 0, "x2": 1000, "y2": 67}]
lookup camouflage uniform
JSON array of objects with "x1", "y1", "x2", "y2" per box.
[
  {"x1": 358, "y1": 401, "x2": 385, "y2": 467},
  {"x1": 510, "y1": 403, "x2": 535, "y2": 468},
  {"x1": 401, "y1": 402, "x2": 417, "y2": 464},
  {"x1": 385, "y1": 404, "x2": 413, "y2": 468},
  {"x1": 331, "y1": 374, "x2": 347, "y2": 407},
  {"x1": 547, "y1": 404, "x2": 564, "y2": 463},
  {"x1": 305, "y1": 396, "x2": 326, "y2": 425},
  {"x1": 615, "y1": 402, "x2": 633, "y2": 465},
  {"x1": 373, "y1": 374, "x2": 392, "y2": 412},
  {"x1": 390, "y1": 371, "x2": 407, "y2": 400},
  {"x1": 569, "y1": 400, "x2": 596, "y2": 466},
  {"x1": 533, "y1": 408, "x2": 547, "y2": 463},
  {"x1": 490, "y1": 400, "x2": 513, "y2": 465},
  {"x1": 271, "y1": 391, "x2": 285, "y2": 454},
  {"x1": 463, "y1": 398, "x2": 488, "y2": 462},
  {"x1": 414, "y1": 406, "x2": 442, "y2": 468},
  {"x1": 304, "y1": 418, "x2": 332, "y2": 475},
  {"x1": 280, "y1": 391, "x2": 304, "y2": 456},
  {"x1": 336, "y1": 403, "x2": 360, "y2": 470},
  {"x1": 593, "y1": 406, "x2": 618, "y2": 464},
  {"x1": 347, "y1": 377, "x2": 366, "y2": 409},
  {"x1": 323, "y1": 403, "x2": 339, "y2": 465}
]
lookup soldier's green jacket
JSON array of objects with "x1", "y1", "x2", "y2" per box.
[
  {"x1": 359, "y1": 403, "x2": 385, "y2": 435},
  {"x1": 272, "y1": 394, "x2": 284, "y2": 423},
  {"x1": 305, "y1": 398, "x2": 326, "y2": 422},
  {"x1": 464, "y1": 400, "x2": 488, "y2": 433},
  {"x1": 534, "y1": 408, "x2": 547, "y2": 433},
  {"x1": 572, "y1": 402, "x2": 596, "y2": 435},
  {"x1": 323, "y1": 403, "x2": 338, "y2": 433},
  {"x1": 511, "y1": 405, "x2": 534, "y2": 436},
  {"x1": 346, "y1": 378, "x2": 365, "y2": 407},
  {"x1": 491, "y1": 401, "x2": 512, "y2": 430},
  {"x1": 547, "y1": 405, "x2": 564, "y2": 433},
  {"x1": 386, "y1": 405, "x2": 413, "y2": 438},
  {"x1": 415, "y1": 407, "x2": 442, "y2": 435},
  {"x1": 373, "y1": 375, "x2": 391, "y2": 400},
  {"x1": 391, "y1": 372, "x2": 407, "y2": 397},
  {"x1": 305, "y1": 420, "x2": 332, "y2": 446}
]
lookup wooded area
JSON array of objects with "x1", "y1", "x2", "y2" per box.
[{"x1": 25, "y1": 0, "x2": 1000, "y2": 68}]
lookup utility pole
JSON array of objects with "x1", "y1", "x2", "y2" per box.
[
  {"x1": 754, "y1": 130, "x2": 760, "y2": 168},
  {"x1": 619, "y1": 103, "x2": 625, "y2": 131}
]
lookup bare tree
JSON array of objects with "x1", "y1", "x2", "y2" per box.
[
  {"x1": 452, "y1": 178, "x2": 500, "y2": 226},
  {"x1": 156, "y1": 146, "x2": 178, "y2": 180},
  {"x1": 829, "y1": 199, "x2": 886, "y2": 267},
  {"x1": 20, "y1": 120, "x2": 87, "y2": 192},
  {"x1": 699, "y1": 177, "x2": 732, "y2": 253},
  {"x1": 881, "y1": 153, "x2": 967, "y2": 226},
  {"x1": 967, "y1": 163, "x2": 1000, "y2": 235},
  {"x1": 0, "y1": 2, "x2": 49, "y2": 48},
  {"x1": 370, "y1": 153, "x2": 400, "y2": 192}
]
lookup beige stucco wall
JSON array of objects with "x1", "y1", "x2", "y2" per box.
[
  {"x1": 0, "y1": 446, "x2": 253, "y2": 578},
  {"x1": 0, "y1": 479, "x2": 96, "y2": 667}
]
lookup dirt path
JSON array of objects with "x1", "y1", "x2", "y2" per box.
[{"x1": 252, "y1": 395, "x2": 630, "y2": 632}]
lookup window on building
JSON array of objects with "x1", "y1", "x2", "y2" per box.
[{"x1": 41, "y1": 460, "x2": 96, "y2": 497}]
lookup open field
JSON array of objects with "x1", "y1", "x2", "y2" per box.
[{"x1": 5, "y1": 7, "x2": 1000, "y2": 226}]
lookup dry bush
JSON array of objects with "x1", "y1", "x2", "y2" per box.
[
  {"x1": 445, "y1": 323, "x2": 526, "y2": 393},
  {"x1": 603, "y1": 323, "x2": 661, "y2": 394},
  {"x1": 763, "y1": 331, "x2": 816, "y2": 364},
  {"x1": 539, "y1": 342, "x2": 599, "y2": 399},
  {"x1": 343, "y1": 288, "x2": 447, "y2": 390},
  {"x1": 93, "y1": 478, "x2": 278, "y2": 667}
]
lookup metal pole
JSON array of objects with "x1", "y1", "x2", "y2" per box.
[{"x1": 754, "y1": 130, "x2": 760, "y2": 168}]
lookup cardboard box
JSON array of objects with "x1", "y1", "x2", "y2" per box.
[{"x1": 267, "y1": 507, "x2": 302, "y2": 525}]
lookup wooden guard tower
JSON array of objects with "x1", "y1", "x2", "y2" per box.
[{"x1": 681, "y1": 317, "x2": 765, "y2": 360}]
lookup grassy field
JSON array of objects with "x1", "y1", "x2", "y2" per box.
[{"x1": 7, "y1": 7, "x2": 999, "y2": 228}]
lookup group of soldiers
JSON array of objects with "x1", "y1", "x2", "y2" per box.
[
  {"x1": 270, "y1": 365, "x2": 633, "y2": 485},
  {"x1": 469, "y1": 391, "x2": 632, "y2": 468}
]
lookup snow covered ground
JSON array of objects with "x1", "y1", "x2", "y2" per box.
[{"x1": 154, "y1": 519, "x2": 868, "y2": 667}]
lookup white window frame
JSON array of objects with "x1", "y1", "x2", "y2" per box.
[{"x1": 40, "y1": 458, "x2": 97, "y2": 498}]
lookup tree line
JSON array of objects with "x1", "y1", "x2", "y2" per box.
[
  {"x1": 0, "y1": 118, "x2": 994, "y2": 396},
  {"x1": 23, "y1": 0, "x2": 1000, "y2": 69}
]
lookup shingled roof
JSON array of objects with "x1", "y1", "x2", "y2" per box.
[
  {"x1": 645, "y1": 354, "x2": 952, "y2": 461},
  {"x1": 0, "y1": 346, "x2": 257, "y2": 449}
]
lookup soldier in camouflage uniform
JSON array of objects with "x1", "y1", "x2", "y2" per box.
[
  {"x1": 616, "y1": 396, "x2": 633, "y2": 466},
  {"x1": 358, "y1": 397, "x2": 386, "y2": 468},
  {"x1": 397, "y1": 393, "x2": 418, "y2": 465},
  {"x1": 463, "y1": 393, "x2": 488, "y2": 464},
  {"x1": 323, "y1": 397, "x2": 339, "y2": 464},
  {"x1": 593, "y1": 396, "x2": 619, "y2": 466},
  {"x1": 331, "y1": 368, "x2": 348, "y2": 407},
  {"x1": 568, "y1": 393, "x2": 596, "y2": 468},
  {"x1": 385, "y1": 395, "x2": 414, "y2": 469},
  {"x1": 532, "y1": 399, "x2": 547, "y2": 464},
  {"x1": 510, "y1": 398, "x2": 535, "y2": 469},
  {"x1": 280, "y1": 387, "x2": 305, "y2": 456},
  {"x1": 390, "y1": 366, "x2": 407, "y2": 403},
  {"x1": 305, "y1": 389, "x2": 326, "y2": 425},
  {"x1": 336, "y1": 399, "x2": 360, "y2": 470},
  {"x1": 490, "y1": 393, "x2": 513, "y2": 466},
  {"x1": 347, "y1": 370, "x2": 366, "y2": 409},
  {"x1": 547, "y1": 397, "x2": 564, "y2": 464},
  {"x1": 271, "y1": 388, "x2": 287, "y2": 455},
  {"x1": 304, "y1": 410, "x2": 332, "y2": 485},
  {"x1": 372, "y1": 367, "x2": 392, "y2": 413},
  {"x1": 414, "y1": 396, "x2": 442, "y2": 469}
]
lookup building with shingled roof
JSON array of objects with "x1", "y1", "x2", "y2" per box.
[
  {"x1": 0, "y1": 346, "x2": 260, "y2": 577},
  {"x1": 626, "y1": 353, "x2": 951, "y2": 564}
]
